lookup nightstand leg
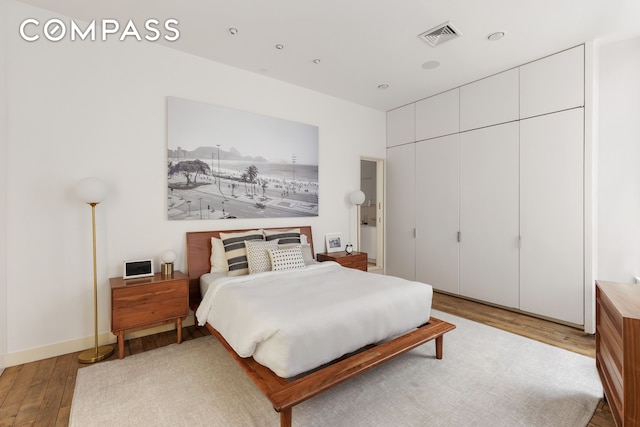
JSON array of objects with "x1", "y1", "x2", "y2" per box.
[
  {"x1": 176, "y1": 318, "x2": 183, "y2": 344},
  {"x1": 118, "y1": 331, "x2": 125, "y2": 359}
]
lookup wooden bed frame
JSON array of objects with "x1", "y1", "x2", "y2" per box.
[{"x1": 186, "y1": 226, "x2": 455, "y2": 427}]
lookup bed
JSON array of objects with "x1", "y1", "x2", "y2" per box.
[{"x1": 186, "y1": 226, "x2": 455, "y2": 426}]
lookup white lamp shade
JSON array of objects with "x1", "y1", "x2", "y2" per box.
[
  {"x1": 75, "y1": 177, "x2": 109, "y2": 204},
  {"x1": 349, "y1": 190, "x2": 366, "y2": 205},
  {"x1": 162, "y1": 250, "x2": 177, "y2": 264}
]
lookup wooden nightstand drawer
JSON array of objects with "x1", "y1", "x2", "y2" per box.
[
  {"x1": 110, "y1": 271, "x2": 189, "y2": 359},
  {"x1": 112, "y1": 281, "x2": 188, "y2": 309},
  {"x1": 317, "y1": 251, "x2": 368, "y2": 271},
  {"x1": 112, "y1": 297, "x2": 188, "y2": 330}
]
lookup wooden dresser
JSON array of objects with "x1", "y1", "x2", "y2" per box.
[
  {"x1": 317, "y1": 251, "x2": 368, "y2": 271},
  {"x1": 110, "y1": 271, "x2": 189, "y2": 359},
  {"x1": 595, "y1": 281, "x2": 640, "y2": 427}
]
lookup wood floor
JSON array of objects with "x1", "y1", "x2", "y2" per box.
[{"x1": 0, "y1": 292, "x2": 613, "y2": 427}]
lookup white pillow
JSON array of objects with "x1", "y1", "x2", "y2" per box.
[
  {"x1": 245, "y1": 240, "x2": 278, "y2": 274},
  {"x1": 300, "y1": 243, "x2": 314, "y2": 265},
  {"x1": 268, "y1": 246, "x2": 306, "y2": 271},
  {"x1": 210, "y1": 237, "x2": 229, "y2": 273}
]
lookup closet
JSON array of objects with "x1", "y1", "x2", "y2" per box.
[
  {"x1": 459, "y1": 122, "x2": 520, "y2": 309},
  {"x1": 415, "y1": 134, "x2": 459, "y2": 294},
  {"x1": 386, "y1": 143, "x2": 415, "y2": 281},
  {"x1": 386, "y1": 45, "x2": 586, "y2": 326},
  {"x1": 519, "y1": 109, "x2": 584, "y2": 324}
]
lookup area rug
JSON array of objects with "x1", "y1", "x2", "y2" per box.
[{"x1": 70, "y1": 310, "x2": 602, "y2": 427}]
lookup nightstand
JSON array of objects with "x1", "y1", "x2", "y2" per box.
[
  {"x1": 317, "y1": 251, "x2": 368, "y2": 271},
  {"x1": 110, "y1": 271, "x2": 189, "y2": 359}
]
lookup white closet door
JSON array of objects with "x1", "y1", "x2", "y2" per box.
[
  {"x1": 520, "y1": 45, "x2": 584, "y2": 119},
  {"x1": 460, "y1": 69, "x2": 519, "y2": 131},
  {"x1": 415, "y1": 88, "x2": 459, "y2": 141},
  {"x1": 459, "y1": 122, "x2": 520, "y2": 308},
  {"x1": 520, "y1": 109, "x2": 584, "y2": 325},
  {"x1": 415, "y1": 135, "x2": 459, "y2": 293},
  {"x1": 387, "y1": 104, "x2": 415, "y2": 148},
  {"x1": 386, "y1": 144, "x2": 416, "y2": 280}
]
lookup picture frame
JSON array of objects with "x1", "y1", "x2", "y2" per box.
[
  {"x1": 325, "y1": 232, "x2": 343, "y2": 253},
  {"x1": 167, "y1": 97, "x2": 319, "y2": 221}
]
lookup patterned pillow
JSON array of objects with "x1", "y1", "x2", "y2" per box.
[
  {"x1": 268, "y1": 246, "x2": 306, "y2": 272},
  {"x1": 245, "y1": 240, "x2": 279, "y2": 274},
  {"x1": 219, "y1": 230, "x2": 264, "y2": 276},
  {"x1": 278, "y1": 243, "x2": 314, "y2": 265},
  {"x1": 209, "y1": 237, "x2": 229, "y2": 273},
  {"x1": 264, "y1": 228, "x2": 301, "y2": 245}
]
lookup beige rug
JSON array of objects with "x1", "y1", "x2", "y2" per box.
[{"x1": 70, "y1": 310, "x2": 602, "y2": 426}]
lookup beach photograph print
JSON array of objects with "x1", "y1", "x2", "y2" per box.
[{"x1": 167, "y1": 97, "x2": 319, "y2": 220}]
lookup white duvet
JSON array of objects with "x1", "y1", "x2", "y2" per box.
[{"x1": 195, "y1": 262, "x2": 433, "y2": 378}]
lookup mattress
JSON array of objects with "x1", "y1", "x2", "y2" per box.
[{"x1": 196, "y1": 262, "x2": 433, "y2": 378}]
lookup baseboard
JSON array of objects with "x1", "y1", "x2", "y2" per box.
[{"x1": 4, "y1": 313, "x2": 195, "y2": 367}]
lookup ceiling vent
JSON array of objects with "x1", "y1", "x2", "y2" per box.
[{"x1": 418, "y1": 21, "x2": 462, "y2": 47}]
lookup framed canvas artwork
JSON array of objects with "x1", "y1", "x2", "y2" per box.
[{"x1": 167, "y1": 97, "x2": 319, "y2": 220}]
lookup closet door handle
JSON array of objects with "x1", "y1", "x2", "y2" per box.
[{"x1": 457, "y1": 231, "x2": 461, "y2": 243}]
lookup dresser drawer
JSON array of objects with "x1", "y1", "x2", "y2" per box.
[{"x1": 595, "y1": 281, "x2": 640, "y2": 427}]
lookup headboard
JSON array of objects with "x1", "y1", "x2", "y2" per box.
[{"x1": 185, "y1": 226, "x2": 314, "y2": 309}]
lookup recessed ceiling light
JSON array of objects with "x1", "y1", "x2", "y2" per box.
[
  {"x1": 313, "y1": 59, "x2": 321, "y2": 64},
  {"x1": 275, "y1": 44, "x2": 284, "y2": 50},
  {"x1": 228, "y1": 28, "x2": 238, "y2": 35},
  {"x1": 378, "y1": 84, "x2": 390, "y2": 90},
  {"x1": 487, "y1": 31, "x2": 506, "y2": 41},
  {"x1": 422, "y1": 60, "x2": 440, "y2": 69}
]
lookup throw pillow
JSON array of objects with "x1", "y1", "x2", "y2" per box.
[
  {"x1": 268, "y1": 246, "x2": 306, "y2": 272},
  {"x1": 219, "y1": 229, "x2": 264, "y2": 276},
  {"x1": 245, "y1": 240, "x2": 279, "y2": 274}
]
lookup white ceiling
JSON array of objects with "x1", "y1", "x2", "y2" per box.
[{"x1": 18, "y1": 0, "x2": 640, "y2": 111}]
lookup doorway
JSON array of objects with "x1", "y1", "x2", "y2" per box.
[{"x1": 359, "y1": 158, "x2": 384, "y2": 272}]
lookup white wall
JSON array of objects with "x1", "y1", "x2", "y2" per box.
[
  {"x1": 0, "y1": 0, "x2": 9, "y2": 373},
  {"x1": 597, "y1": 36, "x2": 640, "y2": 284},
  {"x1": 4, "y1": 1, "x2": 385, "y2": 365}
]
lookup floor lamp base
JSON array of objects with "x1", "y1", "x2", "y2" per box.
[{"x1": 78, "y1": 344, "x2": 114, "y2": 363}]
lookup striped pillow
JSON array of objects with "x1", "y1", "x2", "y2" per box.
[
  {"x1": 219, "y1": 230, "x2": 264, "y2": 276},
  {"x1": 264, "y1": 228, "x2": 301, "y2": 246}
]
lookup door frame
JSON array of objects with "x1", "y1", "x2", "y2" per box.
[{"x1": 359, "y1": 157, "x2": 384, "y2": 270}]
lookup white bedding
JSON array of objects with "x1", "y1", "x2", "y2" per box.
[{"x1": 196, "y1": 262, "x2": 433, "y2": 378}]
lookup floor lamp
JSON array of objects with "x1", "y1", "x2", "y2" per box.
[
  {"x1": 349, "y1": 190, "x2": 366, "y2": 249},
  {"x1": 76, "y1": 177, "x2": 114, "y2": 363}
]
